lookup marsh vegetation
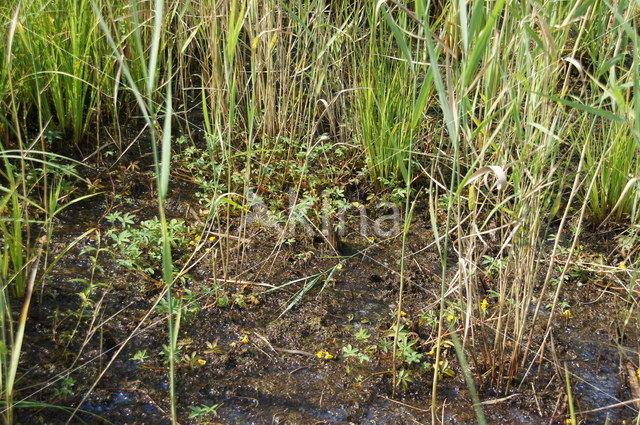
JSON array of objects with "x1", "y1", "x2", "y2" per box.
[{"x1": 0, "y1": 0, "x2": 639, "y2": 423}]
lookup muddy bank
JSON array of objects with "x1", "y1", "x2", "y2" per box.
[{"x1": 13, "y1": 170, "x2": 639, "y2": 425}]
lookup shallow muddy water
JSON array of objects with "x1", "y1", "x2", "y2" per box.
[{"x1": 14, "y1": 174, "x2": 640, "y2": 425}]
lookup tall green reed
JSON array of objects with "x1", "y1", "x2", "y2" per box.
[
  {"x1": 0, "y1": 12, "x2": 8, "y2": 140},
  {"x1": 198, "y1": 0, "x2": 356, "y2": 151},
  {"x1": 581, "y1": 0, "x2": 639, "y2": 224},
  {"x1": 351, "y1": 1, "x2": 433, "y2": 186},
  {"x1": 394, "y1": 0, "x2": 606, "y2": 406},
  {"x1": 12, "y1": 0, "x2": 111, "y2": 149},
  {"x1": 89, "y1": 1, "x2": 179, "y2": 423}
]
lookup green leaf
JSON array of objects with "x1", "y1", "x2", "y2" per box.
[{"x1": 535, "y1": 92, "x2": 625, "y2": 122}]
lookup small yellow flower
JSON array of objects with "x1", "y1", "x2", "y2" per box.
[
  {"x1": 636, "y1": 368, "x2": 640, "y2": 379},
  {"x1": 441, "y1": 339, "x2": 454, "y2": 348},
  {"x1": 315, "y1": 350, "x2": 335, "y2": 360},
  {"x1": 562, "y1": 309, "x2": 573, "y2": 319},
  {"x1": 399, "y1": 311, "x2": 407, "y2": 317},
  {"x1": 209, "y1": 236, "x2": 216, "y2": 242},
  {"x1": 351, "y1": 202, "x2": 362, "y2": 208},
  {"x1": 367, "y1": 236, "x2": 375, "y2": 243},
  {"x1": 336, "y1": 263, "x2": 344, "y2": 271},
  {"x1": 618, "y1": 262, "x2": 628, "y2": 269},
  {"x1": 480, "y1": 299, "x2": 489, "y2": 312},
  {"x1": 239, "y1": 335, "x2": 250, "y2": 344},
  {"x1": 229, "y1": 342, "x2": 237, "y2": 347},
  {"x1": 197, "y1": 359, "x2": 207, "y2": 366},
  {"x1": 447, "y1": 314, "x2": 456, "y2": 322},
  {"x1": 189, "y1": 240, "x2": 196, "y2": 245}
]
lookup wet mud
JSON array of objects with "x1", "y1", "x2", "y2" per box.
[{"x1": 14, "y1": 171, "x2": 640, "y2": 425}]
